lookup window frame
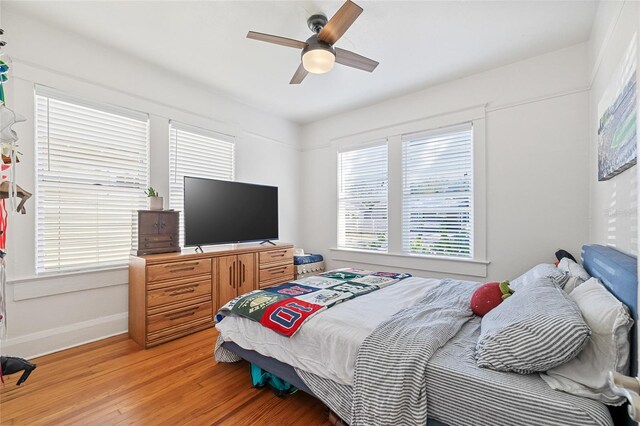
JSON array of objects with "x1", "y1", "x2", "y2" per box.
[
  {"x1": 329, "y1": 106, "x2": 488, "y2": 277},
  {"x1": 168, "y1": 120, "x2": 235, "y2": 247},
  {"x1": 337, "y1": 140, "x2": 389, "y2": 252},
  {"x1": 34, "y1": 86, "x2": 150, "y2": 274},
  {"x1": 401, "y1": 123, "x2": 474, "y2": 259}
]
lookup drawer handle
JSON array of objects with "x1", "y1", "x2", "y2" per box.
[
  {"x1": 167, "y1": 285, "x2": 197, "y2": 296},
  {"x1": 270, "y1": 267, "x2": 287, "y2": 275},
  {"x1": 270, "y1": 252, "x2": 286, "y2": 257},
  {"x1": 165, "y1": 262, "x2": 199, "y2": 269},
  {"x1": 168, "y1": 267, "x2": 196, "y2": 274},
  {"x1": 165, "y1": 307, "x2": 198, "y2": 321}
]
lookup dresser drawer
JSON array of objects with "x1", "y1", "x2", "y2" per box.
[
  {"x1": 147, "y1": 299, "x2": 212, "y2": 334},
  {"x1": 259, "y1": 248, "x2": 293, "y2": 265},
  {"x1": 140, "y1": 240, "x2": 179, "y2": 251},
  {"x1": 140, "y1": 234, "x2": 177, "y2": 244},
  {"x1": 146, "y1": 317, "x2": 213, "y2": 346},
  {"x1": 147, "y1": 276, "x2": 211, "y2": 308},
  {"x1": 147, "y1": 259, "x2": 211, "y2": 282},
  {"x1": 259, "y1": 263, "x2": 294, "y2": 283}
]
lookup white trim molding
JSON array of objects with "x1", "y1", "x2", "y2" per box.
[
  {"x1": 329, "y1": 248, "x2": 489, "y2": 277},
  {"x1": 0, "y1": 312, "x2": 128, "y2": 359},
  {"x1": 10, "y1": 268, "x2": 128, "y2": 301}
]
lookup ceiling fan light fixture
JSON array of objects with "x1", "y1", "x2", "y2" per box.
[
  {"x1": 247, "y1": 0, "x2": 377, "y2": 84},
  {"x1": 302, "y1": 36, "x2": 335, "y2": 74},
  {"x1": 302, "y1": 49, "x2": 335, "y2": 74}
]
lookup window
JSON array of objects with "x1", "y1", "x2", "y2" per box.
[
  {"x1": 402, "y1": 124, "x2": 473, "y2": 257},
  {"x1": 169, "y1": 122, "x2": 234, "y2": 246},
  {"x1": 35, "y1": 88, "x2": 149, "y2": 273},
  {"x1": 337, "y1": 143, "x2": 388, "y2": 252}
]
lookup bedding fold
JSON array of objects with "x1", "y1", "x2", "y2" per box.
[{"x1": 351, "y1": 279, "x2": 478, "y2": 426}]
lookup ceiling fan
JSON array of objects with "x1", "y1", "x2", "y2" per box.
[{"x1": 247, "y1": 0, "x2": 379, "y2": 84}]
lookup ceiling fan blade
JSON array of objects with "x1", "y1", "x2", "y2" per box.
[
  {"x1": 247, "y1": 31, "x2": 308, "y2": 49},
  {"x1": 335, "y1": 48, "x2": 379, "y2": 72},
  {"x1": 290, "y1": 63, "x2": 309, "y2": 84},
  {"x1": 317, "y1": 0, "x2": 363, "y2": 45}
]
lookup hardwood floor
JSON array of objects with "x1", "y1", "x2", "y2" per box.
[{"x1": 0, "y1": 329, "x2": 331, "y2": 425}]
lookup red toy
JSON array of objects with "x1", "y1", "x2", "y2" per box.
[{"x1": 470, "y1": 281, "x2": 514, "y2": 317}]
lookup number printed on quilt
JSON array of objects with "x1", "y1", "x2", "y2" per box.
[{"x1": 269, "y1": 302, "x2": 313, "y2": 329}]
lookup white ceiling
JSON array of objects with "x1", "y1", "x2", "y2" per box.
[{"x1": 4, "y1": 1, "x2": 598, "y2": 124}]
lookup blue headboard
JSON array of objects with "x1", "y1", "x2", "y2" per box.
[{"x1": 581, "y1": 244, "x2": 638, "y2": 377}]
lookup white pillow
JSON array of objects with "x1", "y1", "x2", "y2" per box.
[
  {"x1": 510, "y1": 263, "x2": 568, "y2": 290},
  {"x1": 540, "y1": 278, "x2": 633, "y2": 405},
  {"x1": 558, "y1": 257, "x2": 591, "y2": 281},
  {"x1": 563, "y1": 276, "x2": 585, "y2": 294}
]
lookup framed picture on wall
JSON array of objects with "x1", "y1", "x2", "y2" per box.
[{"x1": 597, "y1": 34, "x2": 637, "y2": 181}]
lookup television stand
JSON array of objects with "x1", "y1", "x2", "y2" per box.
[
  {"x1": 194, "y1": 245, "x2": 204, "y2": 253},
  {"x1": 128, "y1": 242, "x2": 294, "y2": 349},
  {"x1": 260, "y1": 240, "x2": 276, "y2": 246}
]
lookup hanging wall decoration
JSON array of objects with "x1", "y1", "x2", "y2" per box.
[{"x1": 597, "y1": 34, "x2": 638, "y2": 181}]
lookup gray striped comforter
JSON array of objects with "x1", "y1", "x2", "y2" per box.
[{"x1": 350, "y1": 279, "x2": 478, "y2": 426}]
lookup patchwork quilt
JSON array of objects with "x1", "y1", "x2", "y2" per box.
[{"x1": 216, "y1": 268, "x2": 411, "y2": 337}]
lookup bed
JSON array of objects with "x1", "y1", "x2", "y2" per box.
[{"x1": 215, "y1": 244, "x2": 638, "y2": 426}]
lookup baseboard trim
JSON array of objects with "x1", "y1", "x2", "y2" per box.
[{"x1": 1, "y1": 312, "x2": 128, "y2": 359}]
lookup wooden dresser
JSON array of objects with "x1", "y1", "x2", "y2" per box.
[{"x1": 128, "y1": 243, "x2": 294, "y2": 348}]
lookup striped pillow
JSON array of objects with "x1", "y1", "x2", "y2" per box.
[{"x1": 475, "y1": 277, "x2": 591, "y2": 374}]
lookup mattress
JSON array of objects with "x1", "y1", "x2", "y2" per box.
[{"x1": 216, "y1": 276, "x2": 613, "y2": 426}]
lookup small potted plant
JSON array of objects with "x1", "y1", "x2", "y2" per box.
[{"x1": 145, "y1": 187, "x2": 163, "y2": 210}]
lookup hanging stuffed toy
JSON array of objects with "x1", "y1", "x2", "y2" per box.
[{"x1": 0, "y1": 57, "x2": 7, "y2": 108}]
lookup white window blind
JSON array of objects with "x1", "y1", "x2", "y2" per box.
[
  {"x1": 169, "y1": 122, "x2": 235, "y2": 246},
  {"x1": 35, "y1": 88, "x2": 149, "y2": 273},
  {"x1": 402, "y1": 124, "x2": 473, "y2": 258},
  {"x1": 338, "y1": 143, "x2": 388, "y2": 252}
]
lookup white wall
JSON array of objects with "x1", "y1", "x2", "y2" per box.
[
  {"x1": 588, "y1": 0, "x2": 639, "y2": 256},
  {"x1": 0, "y1": 5, "x2": 614, "y2": 360},
  {"x1": 299, "y1": 44, "x2": 591, "y2": 283},
  {"x1": 1, "y1": 10, "x2": 301, "y2": 358},
  {"x1": 588, "y1": 0, "x2": 640, "y2": 374}
]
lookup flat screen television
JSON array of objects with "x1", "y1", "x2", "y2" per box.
[{"x1": 184, "y1": 177, "x2": 278, "y2": 247}]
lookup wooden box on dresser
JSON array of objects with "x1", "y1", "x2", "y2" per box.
[
  {"x1": 135, "y1": 210, "x2": 180, "y2": 256},
  {"x1": 129, "y1": 243, "x2": 294, "y2": 348}
]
